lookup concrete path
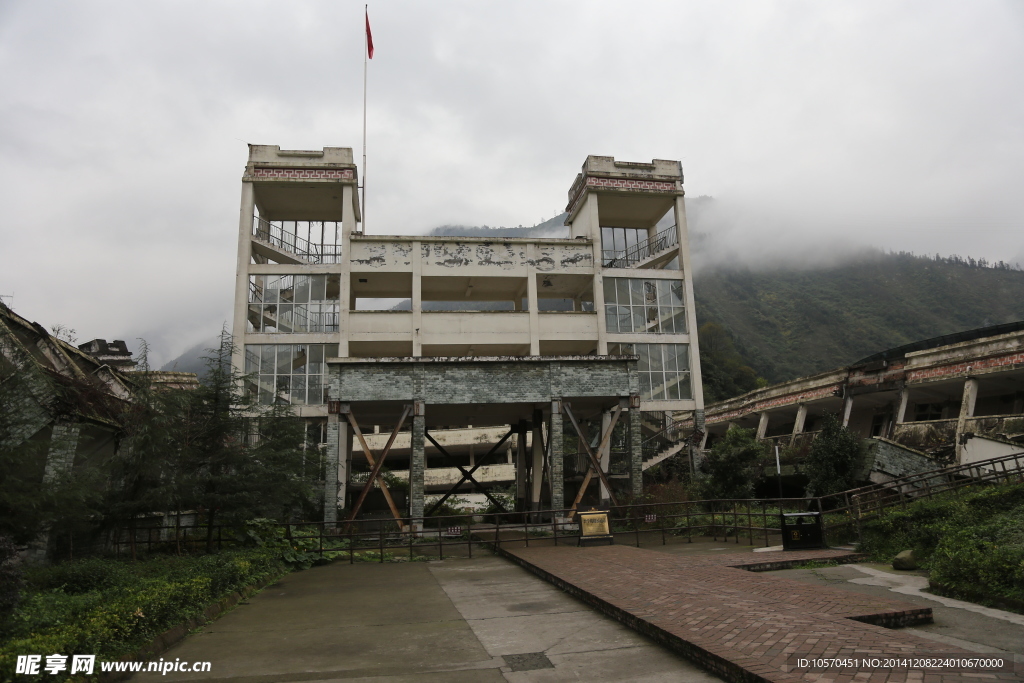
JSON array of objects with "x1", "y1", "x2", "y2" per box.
[
  {"x1": 147, "y1": 557, "x2": 722, "y2": 683},
  {"x1": 765, "y1": 562, "x2": 1024, "y2": 656}
]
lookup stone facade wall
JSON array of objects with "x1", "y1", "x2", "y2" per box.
[
  {"x1": 862, "y1": 438, "x2": 943, "y2": 483},
  {"x1": 330, "y1": 358, "x2": 638, "y2": 405}
]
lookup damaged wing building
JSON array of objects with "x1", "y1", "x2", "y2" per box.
[
  {"x1": 700, "y1": 321, "x2": 1024, "y2": 484},
  {"x1": 230, "y1": 146, "x2": 706, "y2": 523}
]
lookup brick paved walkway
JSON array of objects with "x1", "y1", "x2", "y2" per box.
[{"x1": 496, "y1": 544, "x2": 1022, "y2": 682}]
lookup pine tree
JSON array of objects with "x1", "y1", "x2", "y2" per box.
[{"x1": 804, "y1": 414, "x2": 863, "y2": 498}]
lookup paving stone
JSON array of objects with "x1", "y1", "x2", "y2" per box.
[{"x1": 497, "y1": 545, "x2": 1022, "y2": 683}]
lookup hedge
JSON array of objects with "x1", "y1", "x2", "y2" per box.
[{"x1": 0, "y1": 550, "x2": 286, "y2": 682}]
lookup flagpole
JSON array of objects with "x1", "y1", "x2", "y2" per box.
[{"x1": 362, "y1": 4, "x2": 368, "y2": 234}]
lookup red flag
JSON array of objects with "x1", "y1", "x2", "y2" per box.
[{"x1": 365, "y1": 10, "x2": 374, "y2": 59}]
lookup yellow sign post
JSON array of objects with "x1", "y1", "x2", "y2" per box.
[{"x1": 577, "y1": 509, "x2": 614, "y2": 546}]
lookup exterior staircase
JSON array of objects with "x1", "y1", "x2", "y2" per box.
[
  {"x1": 641, "y1": 417, "x2": 691, "y2": 471},
  {"x1": 602, "y1": 225, "x2": 679, "y2": 269}
]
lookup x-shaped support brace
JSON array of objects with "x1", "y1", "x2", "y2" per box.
[
  {"x1": 344, "y1": 404, "x2": 412, "y2": 526},
  {"x1": 564, "y1": 400, "x2": 625, "y2": 510},
  {"x1": 426, "y1": 427, "x2": 514, "y2": 517},
  {"x1": 424, "y1": 431, "x2": 508, "y2": 514}
]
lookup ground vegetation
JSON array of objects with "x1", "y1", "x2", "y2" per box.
[{"x1": 860, "y1": 482, "x2": 1024, "y2": 609}]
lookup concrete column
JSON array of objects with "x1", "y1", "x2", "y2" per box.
[
  {"x1": 527, "y1": 273, "x2": 539, "y2": 355},
  {"x1": 673, "y1": 194, "x2": 704, "y2": 411},
  {"x1": 337, "y1": 419, "x2": 349, "y2": 511},
  {"x1": 955, "y1": 378, "x2": 980, "y2": 462},
  {"x1": 230, "y1": 181, "x2": 255, "y2": 377},
  {"x1": 895, "y1": 387, "x2": 910, "y2": 424},
  {"x1": 531, "y1": 411, "x2": 544, "y2": 510},
  {"x1": 792, "y1": 404, "x2": 808, "y2": 436},
  {"x1": 412, "y1": 241, "x2": 422, "y2": 356},
  {"x1": 629, "y1": 406, "x2": 643, "y2": 497},
  {"x1": 324, "y1": 414, "x2": 339, "y2": 525},
  {"x1": 691, "y1": 408, "x2": 707, "y2": 476},
  {"x1": 756, "y1": 412, "x2": 770, "y2": 439},
  {"x1": 598, "y1": 411, "x2": 612, "y2": 504},
  {"x1": 409, "y1": 410, "x2": 426, "y2": 519},
  {"x1": 842, "y1": 393, "x2": 854, "y2": 427},
  {"x1": 515, "y1": 421, "x2": 528, "y2": 511},
  {"x1": 593, "y1": 272, "x2": 608, "y2": 356},
  {"x1": 549, "y1": 402, "x2": 564, "y2": 510},
  {"x1": 337, "y1": 185, "x2": 357, "y2": 356},
  {"x1": 43, "y1": 422, "x2": 80, "y2": 483}
]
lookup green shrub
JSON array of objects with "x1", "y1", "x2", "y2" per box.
[
  {"x1": 25, "y1": 557, "x2": 134, "y2": 594},
  {"x1": 859, "y1": 482, "x2": 1024, "y2": 604},
  {"x1": 0, "y1": 549, "x2": 286, "y2": 682}
]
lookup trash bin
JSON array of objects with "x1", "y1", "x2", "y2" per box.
[{"x1": 780, "y1": 512, "x2": 826, "y2": 550}]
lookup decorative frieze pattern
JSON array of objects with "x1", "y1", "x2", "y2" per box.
[{"x1": 252, "y1": 167, "x2": 354, "y2": 180}]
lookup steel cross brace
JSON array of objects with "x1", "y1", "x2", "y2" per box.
[
  {"x1": 344, "y1": 404, "x2": 412, "y2": 526},
  {"x1": 426, "y1": 427, "x2": 515, "y2": 516},
  {"x1": 424, "y1": 430, "x2": 508, "y2": 514},
  {"x1": 564, "y1": 401, "x2": 623, "y2": 510}
]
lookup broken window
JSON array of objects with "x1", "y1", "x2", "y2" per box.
[
  {"x1": 248, "y1": 274, "x2": 340, "y2": 333},
  {"x1": 913, "y1": 403, "x2": 945, "y2": 421},
  {"x1": 609, "y1": 343, "x2": 692, "y2": 401},
  {"x1": 243, "y1": 343, "x2": 337, "y2": 405},
  {"x1": 603, "y1": 278, "x2": 686, "y2": 334}
]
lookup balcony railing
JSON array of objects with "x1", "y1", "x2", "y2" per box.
[
  {"x1": 252, "y1": 216, "x2": 342, "y2": 264},
  {"x1": 602, "y1": 225, "x2": 678, "y2": 268}
]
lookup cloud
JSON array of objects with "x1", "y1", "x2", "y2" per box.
[{"x1": 1, "y1": 0, "x2": 1022, "y2": 364}]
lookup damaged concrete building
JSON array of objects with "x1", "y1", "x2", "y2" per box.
[
  {"x1": 230, "y1": 146, "x2": 704, "y2": 522},
  {"x1": 0, "y1": 304, "x2": 135, "y2": 500},
  {"x1": 700, "y1": 321, "x2": 1024, "y2": 484}
]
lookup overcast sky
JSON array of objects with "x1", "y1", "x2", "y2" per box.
[{"x1": 2, "y1": 1, "x2": 1022, "y2": 366}]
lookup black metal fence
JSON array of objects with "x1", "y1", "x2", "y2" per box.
[{"x1": 103, "y1": 451, "x2": 1024, "y2": 562}]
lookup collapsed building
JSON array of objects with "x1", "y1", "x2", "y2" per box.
[
  {"x1": 0, "y1": 303, "x2": 136, "y2": 480},
  {"x1": 229, "y1": 146, "x2": 705, "y2": 523},
  {"x1": 700, "y1": 321, "x2": 1024, "y2": 484}
]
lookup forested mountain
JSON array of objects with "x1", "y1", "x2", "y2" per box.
[{"x1": 694, "y1": 252, "x2": 1024, "y2": 389}]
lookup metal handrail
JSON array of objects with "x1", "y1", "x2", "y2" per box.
[
  {"x1": 252, "y1": 216, "x2": 343, "y2": 264},
  {"x1": 603, "y1": 225, "x2": 678, "y2": 268},
  {"x1": 642, "y1": 419, "x2": 687, "y2": 462}
]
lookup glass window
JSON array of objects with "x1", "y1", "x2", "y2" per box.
[
  {"x1": 632, "y1": 344, "x2": 692, "y2": 401},
  {"x1": 259, "y1": 345, "x2": 276, "y2": 374},
  {"x1": 311, "y1": 274, "x2": 327, "y2": 301},
  {"x1": 603, "y1": 278, "x2": 686, "y2": 335},
  {"x1": 247, "y1": 274, "x2": 340, "y2": 334},
  {"x1": 276, "y1": 345, "x2": 292, "y2": 374},
  {"x1": 245, "y1": 343, "x2": 336, "y2": 406},
  {"x1": 244, "y1": 346, "x2": 260, "y2": 374},
  {"x1": 294, "y1": 276, "x2": 310, "y2": 304}
]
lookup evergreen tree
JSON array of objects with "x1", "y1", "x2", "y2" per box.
[
  {"x1": 694, "y1": 427, "x2": 766, "y2": 502},
  {"x1": 804, "y1": 413, "x2": 863, "y2": 498},
  {"x1": 102, "y1": 341, "x2": 176, "y2": 558},
  {"x1": 170, "y1": 331, "x2": 314, "y2": 550}
]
